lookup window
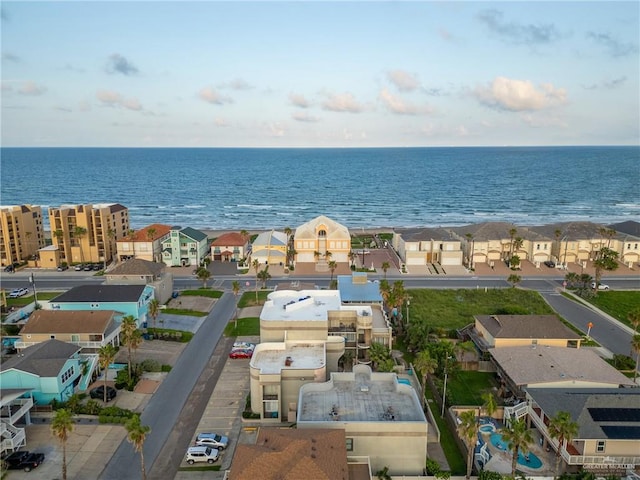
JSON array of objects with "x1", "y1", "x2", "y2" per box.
[
  {"x1": 346, "y1": 438, "x2": 354, "y2": 451},
  {"x1": 61, "y1": 365, "x2": 75, "y2": 383},
  {"x1": 536, "y1": 244, "x2": 540, "y2": 250},
  {"x1": 596, "y1": 440, "x2": 606, "y2": 453},
  {"x1": 71, "y1": 334, "x2": 80, "y2": 342}
]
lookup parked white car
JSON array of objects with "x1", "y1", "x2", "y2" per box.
[
  {"x1": 8, "y1": 288, "x2": 29, "y2": 298},
  {"x1": 185, "y1": 446, "x2": 219, "y2": 464},
  {"x1": 195, "y1": 433, "x2": 229, "y2": 450},
  {"x1": 591, "y1": 282, "x2": 610, "y2": 290}
]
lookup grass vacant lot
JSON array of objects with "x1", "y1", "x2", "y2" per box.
[
  {"x1": 6, "y1": 291, "x2": 63, "y2": 307},
  {"x1": 583, "y1": 291, "x2": 640, "y2": 329},
  {"x1": 162, "y1": 308, "x2": 207, "y2": 317},
  {"x1": 224, "y1": 317, "x2": 260, "y2": 336},
  {"x1": 408, "y1": 288, "x2": 556, "y2": 330},
  {"x1": 181, "y1": 289, "x2": 223, "y2": 299},
  {"x1": 447, "y1": 371, "x2": 498, "y2": 406},
  {"x1": 237, "y1": 291, "x2": 270, "y2": 308}
]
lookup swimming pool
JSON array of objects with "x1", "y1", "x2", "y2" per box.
[
  {"x1": 397, "y1": 378, "x2": 411, "y2": 386},
  {"x1": 489, "y1": 433, "x2": 543, "y2": 469},
  {"x1": 479, "y1": 424, "x2": 496, "y2": 433}
]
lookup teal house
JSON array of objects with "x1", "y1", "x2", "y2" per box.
[
  {"x1": 161, "y1": 226, "x2": 209, "y2": 267},
  {"x1": 0, "y1": 340, "x2": 82, "y2": 404},
  {"x1": 49, "y1": 284, "x2": 154, "y2": 328}
]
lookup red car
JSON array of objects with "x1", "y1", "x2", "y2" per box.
[{"x1": 229, "y1": 349, "x2": 253, "y2": 359}]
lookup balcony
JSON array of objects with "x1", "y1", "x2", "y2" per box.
[{"x1": 1, "y1": 398, "x2": 33, "y2": 425}]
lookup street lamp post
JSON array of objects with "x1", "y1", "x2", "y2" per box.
[
  {"x1": 441, "y1": 355, "x2": 452, "y2": 417},
  {"x1": 29, "y1": 273, "x2": 39, "y2": 308},
  {"x1": 406, "y1": 297, "x2": 411, "y2": 326}
]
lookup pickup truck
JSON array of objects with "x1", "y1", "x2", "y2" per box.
[{"x1": 2, "y1": 450, "x2": 45, "y2": 472}]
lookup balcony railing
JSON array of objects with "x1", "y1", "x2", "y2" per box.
[{"x1": 0, "y1": 398, "x2": 33, "y2": 425}]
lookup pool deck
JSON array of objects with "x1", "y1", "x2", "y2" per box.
[{"x1": 479, "y1": 428, "x2": 556, "y2": 476}]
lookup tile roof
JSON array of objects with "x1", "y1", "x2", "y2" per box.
[
  {"x1": 211, "y1": 232, "x2": 248, "y2": 246},
  {"x1": 20, "y1": 310, "x2": 117, "y2": 335},
  {"x1": 107, "y1": 258, "x2": 165, "y2": 277},
  {"x1": 475, "y1": 315, "x2": 582, "y2": 340},
  {"x1": 229, "y1": 428, "x2": 349, "y2": 480},
  {"x1": 526, "y1": 388, "x2": 640, "y2": 440},
  {"x1": 1, "y1": 339, "x2": 80, "y2": 377},
  {"x1": 491, "y1": 346, "x2": 635, "y2": 387},
  {"x1": 51, "y1": 285, "x2": 146, "y2": 303},
  {"x1": 127, "y1": 224, "x2": 172, "y2": 242}
]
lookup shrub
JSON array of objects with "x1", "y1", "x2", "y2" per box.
[
  {"x1": 141, "y1": 359, "x2": 161, "y2": 372},
  {"x1": 425, "y1": 458, "x2": 441, "y2": 475},
  {"x1": 161, "y1": 364, "x2": 172, "y2": 372},
  {"x1": 607, "y1": 354, "x2": 636, "y2": 370},
  {"x1": 83, "y1": 400, "x2": 101, "y2": 415}
]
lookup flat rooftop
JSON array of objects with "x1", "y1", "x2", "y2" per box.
[
  {"x1": 251, "y1": 342, "x2": 325, "y2": 374},
  {"x1": 298, "y1": 366, "x2": 426, "y2": 423},
  {"x1": 261, "y1": 290, "x2": 342, "y2": 322}
]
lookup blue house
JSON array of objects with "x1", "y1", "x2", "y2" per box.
[
  {"x1": 161, "y1": 226, "x2": 209, "y2": 267},
  {"x1": 49, "y1": 284, "x2": 154, "y2": 328},
  {"x1": 0, "y1": 340, "x2": 82, "y2": 404}
]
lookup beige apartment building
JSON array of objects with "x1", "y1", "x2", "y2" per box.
[
  {"x1": 392, "y1": 227, "x2": 463, "y2": 266},
  {"x1": 0, "y1": 205, "x2": 45, "y2": 267},
  {"x1": 49, "y1": 203, "x2": 129, "y2": 265}
]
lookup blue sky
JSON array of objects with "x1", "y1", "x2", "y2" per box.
[{"x1": 2, "y1": 1, "x2": 638, "y2": 147}]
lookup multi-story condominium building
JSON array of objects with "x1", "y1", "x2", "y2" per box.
[
  {"x1": 0, "y1": 205, "x2": 45, "y2": 267},
  {"x1": 392, "y1": 227, "x2": 463, "y2": 267},
  {"x1": 160, "y1": 226, "x2": 209, "y2": 267},
  {"x1": 116, "y1": 223, "x2": 171, "y2": 263},
  {"x1": 49, "y1": 203, "x2": 129, "y2": 265}
]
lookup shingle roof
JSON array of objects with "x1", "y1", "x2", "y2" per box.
[
  {"x1": 475, "y1": 315, "x2": 582, "y2": 340},
  {"x1": 52, "y1": 285, "x2": 146, "y2": 303},
  {"x1": 20, "y1": 310, "x2": 117, "y2": 335},
  {"x1": 253, "y1": 230, "x2": 287, "y2": 247},
  {"x1": 394, "y1": 227, "x2": 458, "y2": 241},
  {"x1": 449, "y1": 222, "x2": 519, "y2": 241},
  {"x1": 229, "y1": 428, "x2": 349, "y2": 480},
  {"x1": 1, "y1": 340, "x2": 80, "y2": 377},
  {"x1": 526, "y1": 221, "x2": 616, "y2": 241},
  {"x1": 126, "y1": 224, "x2": 172, "y2": 242},
  {"x1": 491, "y1": 346, "x2": 635, "y2": 387},
  {"x1": 107, "y1": 258, "x2": 165, "y2": 277},
  {"x1": 180, "y1": 227, "x2": 208, "y2": 242},
  {"x1": 526, "y1": 388, "x2": 640, "y2": 440},
  {"x1": 608, "y1": 220, "x2": 640, "y2": 238},
  {"x1": 211, "y1": 232, "x2": 248, "y2": 246}
]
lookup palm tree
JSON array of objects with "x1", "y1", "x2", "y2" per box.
[
  {"x1": 257, "y1": 265, "x2": 271, "y2": 288},
  {"x1": 513, "y1": 237, "x2": 524, "y2": 259},
  {"x1": 252, "y1": 259, "x2": 260, "y2": 303},
  {"x1": 391, "y1": 281, "x2": 408, "y2": 333},
  {"x1": 120, "y1": 315, "x2": 138, "y2": 379},
  {"x1": 196, "y1": 266, "x2": 211, "y2": 288},
  {"x1": 284, "y1": 226, "x2": 292, "y2": 265},
  {"x1": 73, "y1": 226, "x2": 88, "y2": 263},
  {"x1": 548, "y1": 411, "x2": 579, "y2": 478},
  {"x1": 146, "y1": 227, "x2": 156, "y2": 243},
  {"x1": 459, "y1": 409, "x2": 478, "y2": 479},
  {"x1": 465, "y1": 233, "x2": 474, "y2": 269},
  {"x1": 631, "y1": 334, "x2": 640, "y2": 383},
  {"x1": 125, "y1": 414, "x2": 151, "y2": 480},
  {"x1": 507, "y1": 273, "x2": 522, "y2": 288},
  {"x1": 240, "y1": 229, "x2": 249, "y2": 242},
  {"x1": 51, "y1": 408, "x2": 74, "y2": 480},
  {"x1": 508, "y1": 227, "x2": 517, "y2": 259},
  {"x1": 98, "y1": 344, "x2": 117, "y2": 402},
  {"x1": 127, "y1": 228, "x2": 136, "y2": 240},
  {"x1": 554, "y1": 229, "x2": 563, "y2": 264},
  {"x1": 348, "y1": 250, "x2": 356, "y2": 268},
  {"x1": 313, "y1": 250, "x2": 322, "y2": 263},
  {"x1": 628, "y1": 307, "x2": 640, "y2": 333},
  {"x1": 455, "y1": 340, "x2": 475, "y2": 370},
  {"x1": 232, "y1": 280, "x2": 240, "y2": 328},
  {"x1": 481, "y1": 392, "x2": 497, "y2": 419},
  {"x1": 328, "y1": 260, "x2": 338, "y2": 284},
  {"x1": 501, "y1": 418, "x2": 534, "y2": 476},
  {"x1": 147, "y1": 299, "x2": 159, "y2": 328},
  {"x1": 324, "y1": 250, "x2": 332, "y2": 262},
  {"x1": 378, "y1": 279, "x2": 391, "y2": 306},
  {"x1": 593, "y1": 247, "x2": 619, "y2": 294},
  {"x1": 381, "y1": 261, "x2": 390, "y2": 279},
  {"x1": 414, "y1": 350, "x2": 437, "y2": 408}
]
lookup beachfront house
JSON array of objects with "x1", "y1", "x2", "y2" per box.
[
  {"x1": 608, "y1": 220, "x2": 640, "y2": 267},
  {"x1": 449, "y1": 222, "x2": 519, "y2": 267},
  {"x1": 297, "y1": 365, "x2": 428, "y2": 477},
  {"x1": 211, "y1": 232, "x2": 249, "y2": 262},
  {"x1": 293, "y1": 215, "x2": 351, "y2": 268},
  {"x1": 392, "y1": 227, "x2": 463, "y2": 268},
  {"x1": 116, "y1": 223, "x2": 172, "y2": 263},
  {"x1": 160, "y1": 226, "x2": 209, "y2": 267},
  {"x1": 104, "y1": 258, "x2": 173, "y2": 304},
  {"x1": 250, "y1": 230, "x2": 287, "y2": 265},
  {"x1": 0, "y1": 340, "x2": 82, "y2": 404},
  {"x1": 48, "y1": 284, "x2": 154, "y2": 328}
]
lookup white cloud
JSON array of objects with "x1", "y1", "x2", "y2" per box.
[
  {"x1": 292, "y1": 111, "x2": 319, "y2": 123},
  {"x1": 268, "y1": 122, "x2": 285, "y2": 137},
  {"x1": 289, "y1": 92, "x2": 310, "y2": 108},
  {"x1": 96, "y1": 89, "x2": 143, "y2": 111},
  {"x1": 379, "y1": 88, "x2": 431, "y2": 115},
  {"x1": 198, "y1": 87, "x2": 233, "y2": 105},
  {"x1": 387, "y1": 69, "x2": 420, "y2": 92},
  {"x1": 474, "y1": 76, "x2": 567, "y2": 112},
  {"x1": 18, "y1": 81, "x2": 47, "y2": 96},
  {"x1": 219, "y1": 78, "x2": 252, "y2": 90},
  {"x1": 214, "y1": 117, "x2": 229, "y2": 127},
  {"x1": 322, "y1": 92, "x2": 364, "y2": 113}
]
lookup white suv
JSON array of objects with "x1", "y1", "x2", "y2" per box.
[
  {"x1": 186, "y1": 446, "x2": 218, "y2": 464},
  {"x1": 8, "y1": 288, "x2": 28, "y2": 298}
]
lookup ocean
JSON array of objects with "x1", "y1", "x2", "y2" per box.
[{"x1": 1, "y1": 146, "x2": 638, "y2": 231}]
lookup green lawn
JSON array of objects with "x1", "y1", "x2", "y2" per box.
[
  {"x1": 408, "y1": 288, "x2": 557, "y2": 331},
  {"x1": 162, "y1": 308, "x2": 207, "y2": 317},
  {"x1": 583, "y1": 291, "x2": 640, "y2": 329},
  {"x1": 6, "y1": 291, "x2": 63, "y2": 307},
  {"x1": 237, "y1": 291, "x2": 270, "y2": 308},
  {"x1": 224, "y1": 317, "x2": 260, "y2": 336},
  {"x1": 446, "y1": 371, "x2": 497, "y2": 406},
  {"x1": 181, "y1": 289, "x2": 223, "y2": 298},
  {"x1": 424, "y1": 390, "x2": 466, "y2": 475}
]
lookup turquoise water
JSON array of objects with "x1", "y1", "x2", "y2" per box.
[
  {"x1": 397, "y1": 378, "x2": 411, "y2": 385},
  {"x1": 490, "y1": 433, "x2": 543, "y2": 469},
  {"x1": 2, "y1": 146, "x2": 638, "y2": 231}
]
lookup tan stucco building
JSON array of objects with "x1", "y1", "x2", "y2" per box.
[
  {"x1": 0, "y1": 205, "x2": 45, "y2": 267},
  {"x1": 104, "y1": 258, "x2": 174, "y2": 305},
  {"x1": 211, "y1": 232, "x2": 249, "y2": 262},
  {"x1": 392, "y1": 227, "x2": 463, "y2": 266},
  {"x1": 49, "y1": 203, "x2": 130, "y2": 265},
  {"x1": 250, "y1": 230, "x2": 287, "y2": 265},
  {"x1": 116, "y1": 223, "x2": 171, "y2": 263},
  {"x1": 294, "y1": 215, "x2": 351, "y2": 265}
]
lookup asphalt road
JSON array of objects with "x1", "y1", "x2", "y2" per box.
[{"x1": 98, "y1": 293, "x2": 235, "y2": 480}]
